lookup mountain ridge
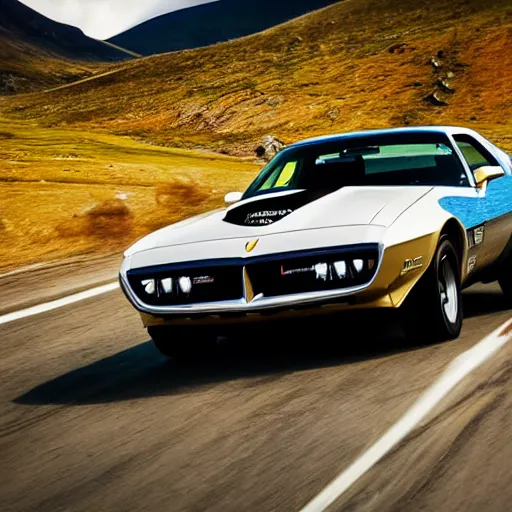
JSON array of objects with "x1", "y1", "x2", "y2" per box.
[
  {"x1": 109, "y1": 0, "x2": 341, "y2": 56},
  {"x1": 0, "y1": 0, "x2": 133, "y2": 94}
]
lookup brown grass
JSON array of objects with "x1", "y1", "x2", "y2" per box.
[
  {"x1": 155, "y1": 178, "x2": 209, "y2": 209},
  {"x1": 58, "y1": 198, "x2": 134, "y2": 240},
  {"x1": 1, "y1": 0, "x2": 511, "y2": 272},
  {"x1": 1, "y1": 0, "x2": 511, "y2": 153},
  {"x1": 0, "y1": 34, "x2": 109, "y2": 94},
  {"x1": 0, "y1": 119, "x2": 259, "y2": 271},
  {"x1": 86, "y1": 198, "x2": 131, "y2": 219}
]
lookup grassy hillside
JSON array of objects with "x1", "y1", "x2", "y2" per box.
[
  {"x1": 0, "y1": 118, "x2": 258, "y2": 271},
  {"x1": 110, "y1": 0, "x2": 340, "y2": 56},
  {"x1": 0, "y1": 0, "x2": 133, "y2": 94},
  {"x1": 2, "y1": 0, "x2": 511, "y2": 154}
]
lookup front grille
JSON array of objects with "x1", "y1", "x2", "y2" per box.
[
  {"x1": 246, "y1": 245, "x2": 379, "y2": 298},
  {"x1": 127, "y1": 263, "x2": 243, "y2": 306},
  {"x1": 127, "y1": 244, "x2": 379, "y2": 307}
]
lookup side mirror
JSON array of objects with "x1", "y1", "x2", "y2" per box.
[
  {"x1": 473, "y1": 166, "x2": 505, "y2": 188},
  {"x1": 224, "y1": 191, "x2": 243, "y2": 204}
]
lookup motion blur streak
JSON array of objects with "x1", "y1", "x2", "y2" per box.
[
  {"x1": 1, "y1": 279, "x2": 510, "y2": 510},
  {"x1": 300, "y1": 318, "x2": 512, "y2": 512},
  {"x1": 0, "y1": 282, "x2": 119, "y2": 325}
]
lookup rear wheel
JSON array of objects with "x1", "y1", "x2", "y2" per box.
[
  {"x1": 498, "y1": 256, "x2": 512, "y2": 301},
  {"x1": 148, "y1": 325, "x2": 217, "y2": 360},
  {"x1": 399, "y1": 236, "x2": 463, "y2": 344}
]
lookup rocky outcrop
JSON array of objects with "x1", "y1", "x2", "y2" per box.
[
  {"x1": 327, "y1": 106, "x2": 339, "y2": 121},
  {"x1": 425, "y1": 50, "x2": 462, "y2": 107},
  {"x1": 430, "y1": 57, "x2": 442, "y2": 69},
  {"x1": 437, "y1": 79, "x2": 456, "y2": 94},
  {"x1": 425, "y1": 92, "x2": 449, "y2": 107},
  {"x1": 388, "y1": 42, "x2": 408, "y2": 54},
  {"x1": 255, "y1": 135, "x2": 286, "y2": 161},
  {"x1": 0, "y1": 73, "x2": 25, "y2": 94},
  {"x1": 287, "y1": 36, "x2": 304, "y2": 52}
]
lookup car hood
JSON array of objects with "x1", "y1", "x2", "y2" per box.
[{"x1": 126, "y1": 186, "x2": 433, "y2": 255}]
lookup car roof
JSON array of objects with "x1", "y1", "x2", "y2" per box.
[{"x1": 289, "y1": 126, "x2": 479, "y2": 148}]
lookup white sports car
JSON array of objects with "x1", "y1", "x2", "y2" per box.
[{"x1": 120, "y1": 127, "x2": 512, "y2": 358}]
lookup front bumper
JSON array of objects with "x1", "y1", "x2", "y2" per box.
[
  {"x1": 120, "y1": 233, "x2": 438, "y2": 327},
  {"x1": 120, "y1": 242, "x2": 388, "y2": 326}
]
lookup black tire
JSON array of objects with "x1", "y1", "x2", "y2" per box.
[
  {"x1": 498, "y1": 267, "x2": 512, "y2": 302},
  {"x1": 148, "y1": 325, "x2": 217, "y2": 360},
  {"x1": 399, "y1": 236, "x2": 463, "y2": 344}
]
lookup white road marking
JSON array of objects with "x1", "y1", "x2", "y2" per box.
[
  {"x1": 300, "y1": 318, "x2": 512, "y2": 512},
  {"x1": 0, "y1": 282, "x2": 120, "y2": 325}
]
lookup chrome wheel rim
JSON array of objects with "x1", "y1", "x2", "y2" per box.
[{"x1": 439, "y1": 256, "x2": 458, "y2": 324}]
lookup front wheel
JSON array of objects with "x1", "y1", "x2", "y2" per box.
[
  {"x1": 148, "y1": 325, "x2": 217, "y2": 360},
  {"x1": 399, "y1": 237, "x2": 463, "y2": 344},
  {"x1": 498, "y1": 262, "x2": 512, "y2": 302}
]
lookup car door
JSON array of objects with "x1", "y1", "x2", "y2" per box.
[{"x1": 452, "y1": 133, "x2": 512, "y2": 273}]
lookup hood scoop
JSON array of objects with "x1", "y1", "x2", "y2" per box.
[{"x1": 223, "y1": 190, "x2": 319, "y2": 227}]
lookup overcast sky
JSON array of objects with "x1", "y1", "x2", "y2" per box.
[{"x1": 18, "y1": 0, "x2": 219, "y2": 40}]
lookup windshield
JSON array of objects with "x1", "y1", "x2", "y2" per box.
[{"x1": 243, "y1": 134, "x2": 470, "y2": 200}]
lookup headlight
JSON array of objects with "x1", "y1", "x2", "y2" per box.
[
  {"x1": 141, "y1": 279, "x2": 156, "y2": 295},
  {"x1": 178, "y1": 277, "x2": 192, "y2": 295},
  {"x1": 334, "y1": 261, "x2": 347, "y2": 279},
  {"x1": 353, "y1": 259, "x2": 364, "y2": 273},
  {"x1": 314, "y1": 263, "x2": 329, "y2": 281},
  {"x1": 161, "y1": 278, "x2": 173, "y2": 294}
]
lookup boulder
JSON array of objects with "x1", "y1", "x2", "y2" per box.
[
  {"x1": 430, "y1": 57, "x2": 442, "y2": 69},
  {"x1": 437, "y1": 79, "x2": 456, "y2": 94},
  {"x1": 388, "y1": 42, "x2": 407, "y2": 54},
  {"x1": 266, "y1": 96, "x2": 284, "y2": 107},
  {"x1": 327, "y1": 106, "x2": 339, "y2": 121},
  {"x1": 255, "y1": 135, "x2": 286, "y2": 161},
  {"x1": 425, "y1": 92, "x2": 448, "y2": 107},
  {"x1": 0, "y1": 73, "x2": 22, "y2": 94},
  {"x1": 287, "y1": 36, "x2": 304, "y2": 52}
]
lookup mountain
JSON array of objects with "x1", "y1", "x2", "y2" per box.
[
  {"x1": 109, "y1": 0, "x2": 340, "y2": 55},
  {"x1": 0, "y1": 0, "x2": 134, "y2": 94},
  {"x1": 2, "y1": 0, "x2": 511, "y2": 154}
]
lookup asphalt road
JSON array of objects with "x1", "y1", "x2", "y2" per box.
[{"x1": 1, "y1": 264, "x2": 511, "y2": 512}]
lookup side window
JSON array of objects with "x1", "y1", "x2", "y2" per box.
[{"x1": 453, "y1": 134, "x2": 498, "y2": 171}]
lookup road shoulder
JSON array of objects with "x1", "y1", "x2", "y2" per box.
[{"x1": 0, "y1": 252, "x2": 121, "y2": 315}]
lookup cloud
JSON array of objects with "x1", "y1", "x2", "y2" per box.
[{"x1": 17, "y1": 0, "x2": 219, "y2": 40}]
